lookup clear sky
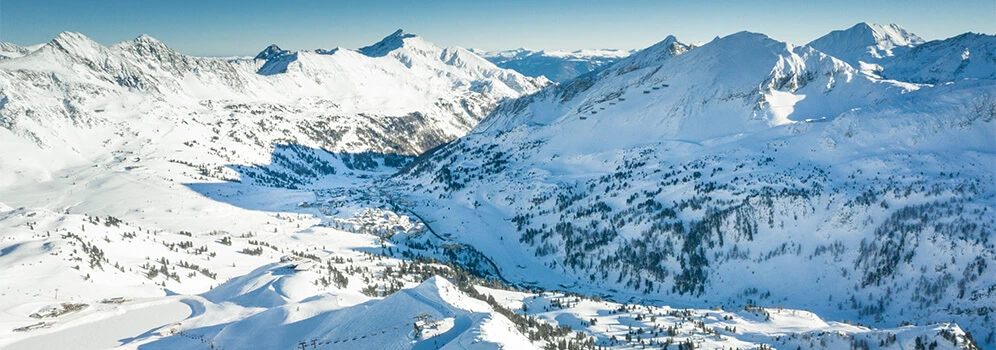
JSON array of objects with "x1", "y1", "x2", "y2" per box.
[{"x1": 1, "y1": 0, "x2": 993, "y2": 56}]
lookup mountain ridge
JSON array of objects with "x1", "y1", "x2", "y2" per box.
[
  {"x1": 807, "y1": 22, "x2": 925, "y2": 69},
  {"x1": 393, "y1": 25, "x2": 996, "y2": 345}
]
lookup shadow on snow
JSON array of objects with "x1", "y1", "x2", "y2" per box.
[{"x1": 182, "y1": 143, "x2": 412, "y2": 213}]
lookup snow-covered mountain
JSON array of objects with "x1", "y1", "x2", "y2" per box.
[
  {"x1": 807, "y1": 22, "x2": 924, "y2": 72},
  {"x1": 0, "y1": 42, "x2": 38, "y2": 60},
  {"x1": 0, "y1": 30, "x2": 546, "y2": 189},
  {"x1": 881, "y1": 32, "x2": 996, "y2": 83},
  {"x1": 0, "y1": 24, "x2": 992, "y2": 349},
  {"x1": 0, "y1": 29, "x2": 563, "y2": 350},
  {"x1": 475, "y1": 48, "x2": 632, "y2": 82},
  {"x1": 475, "y1": 32, "x2": 905, "y2": 137},
  {"x1": 807, "y1": 22, "x2": 996, "y2": 84},
  {"x1": 395, "y1": 29, "x2": 996, "y2": 345}
]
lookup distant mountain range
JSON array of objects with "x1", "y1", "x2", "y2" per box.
[
  {"x1": 473, "y1": 48, "x2": 633, "y2": 83},
  {"x1": 0, "y1": 29, "x2": 546, "y2": 188}
]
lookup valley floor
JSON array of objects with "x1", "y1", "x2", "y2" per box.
[{"x1": 0, "y1": 160, "x2": 980, "y2": 349}]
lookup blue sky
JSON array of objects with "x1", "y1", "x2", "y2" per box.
[{"x1": 1, "y1": 0, "x2": 993, "y2": 56}]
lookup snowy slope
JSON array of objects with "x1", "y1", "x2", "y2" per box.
[
  {"x1": 881, "y1": 32, "x2": 996, "y2": 84},
  {"x1": 477, "y1": 285, "x2": 980, "y2": 350},
  {"x1": 395, "y1": 30, "x2": 996, "y2": 345},
  {"x1": 1, "y1": 187, "x2": 977, "y2": 350},
  {"x1": 476, "y1": 48, "x2": 631, "y2": 82},
  {"x1": 142, "y1": 274, "x2": 537, "y2": 349},
  {"x1": 0, "y1": 29, "x2": 542, "y2": 346},
  {"x1": 477, "y1": 32, "x2": 903, "y2": 140},
  {"x1": 808, "y1": 23, "x2": 996, "y2": 84},
  {"x1": 0, "y1": 30, "x2": 546, "y2": 191},
  {"x1": 0, "y1": 42, "x2": 37, "y2": 60},
  {"x1": 807, "y1": 22, "x2": 924, "y2": 72}
]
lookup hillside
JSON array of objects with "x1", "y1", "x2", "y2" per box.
[
  {"x1": 395, "y1": 29, "x2": 996, "y2": 345},
  {"x1": 881, "y1": 32, "x2": 996, "y2": 84}
]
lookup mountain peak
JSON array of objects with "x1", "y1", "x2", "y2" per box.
[
  {"x1": 134, "y1": 34, "x2": 163, "y2": 44},
  {"x1": 128, "y1": 34, "x2": 171, "y2": 50},
  {"x1": 807, "y1": 22, "x2": 924, "y2": 66},
  {"x1": 638, "y1": 35, "x2": 687, "y2": 57},
  {"x1": 848, "y1": 22, "x2": 923, "y2": 47},
  {"x1": 717, "y1": 31, "x2": 780, "y2": 45},
  {"x1": 112, "y1": 33, "x2": 181, "y2": 59},
  {"x1": 699, "y1": 31, "x2": 788, "y2": 57},
  {"x1": 50, "y1": 31, "x2": 96, "y2": 47},
  {"x1": 881, "y1": 31, "x2": 996, "y2": 83},
  {"x1": 46, "y1": 31, "x2": 104, "y2": 57},
  {"x1": 387, "y1": 29, "x2": 417, "y2": 40},
  {"x1": 849, "y1": 22, "x2": 878, "y2": 33},
  {"x1": 254, "y1": 44, "x2": 288, "y2": 60},
  {"x1": 358, "y1": 29, "x2": 422, "y2": 57},
  {"x1": 0, "y1": 42, "x2": 31, "y2": 59}
]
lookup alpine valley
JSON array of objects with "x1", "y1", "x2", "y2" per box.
[
  {"x1": 0, "y1": 23, "x2": 992, "y2": 350},
  {"x1": 474, "y1": 48, "x2": 633, "y2": 83}
]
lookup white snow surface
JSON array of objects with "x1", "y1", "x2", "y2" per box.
[
  {"x1": 0, "y1": 29, "x2": 547, "y2": 186},
  {"x1": 807, "y1": 22, "x2": 924, "y2": 69},
  {"x1": 0, "y1": 42, "x2": 39, "y2": 60},
  {"x1": 881, "y1": 32, "x2": 996, "y2": 83},
  {"x1": 394, "y1": 28, "x2": 996, "y2": 346},
  {"x1": 0, "y1": 24, "x2": 992, "y2": 350}
]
